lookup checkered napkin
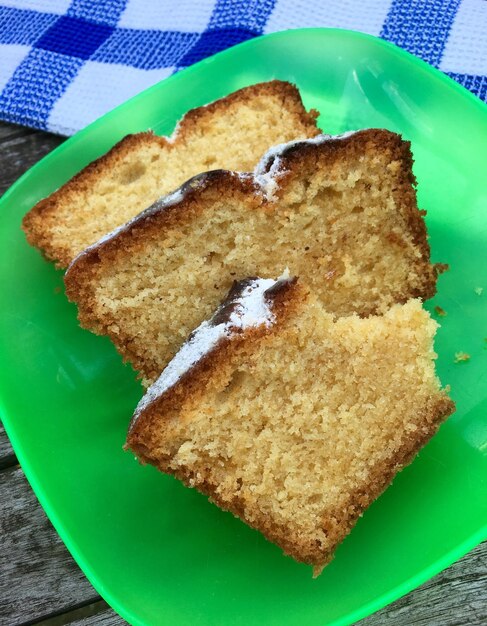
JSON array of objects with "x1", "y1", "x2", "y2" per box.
[{"x1": 0, "y1": 0, "x2": 486, "y2": 136}]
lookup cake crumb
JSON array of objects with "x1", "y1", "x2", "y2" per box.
[
  {"x1": 454, "y1": 351, "x2": 470, "y2": 363},
  {"x1": 53, "y1": 286, "x2": 61, "y2": 294},
  {"x1": 474, "y1": 287, "x2": 483, "y2": 296},
  {"x1": 127, "y1": 292, "x2": 454, "y2": 573},
  {"x1": 434, "y1": 305, "x2": 447, "y2": 317}
]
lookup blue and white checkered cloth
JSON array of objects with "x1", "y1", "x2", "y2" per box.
[{"x1": 0, "y1": 0, "x2": 486, "y2": 136}]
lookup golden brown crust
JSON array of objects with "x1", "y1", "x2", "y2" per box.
[
  {"x1": 131, "y1": 395, "x2": 454, "y2": 570},
  {"x1": 66, "y1": 169, "x2": 254, "y2": 268},
  {"x1": 126, "y1": 277, "x2": 304, "y2": 446},
  {"x1": 266, "y1": 129, "x2": 443, "y2": 306},
  {"x1": 22, "y1": 80, "x2": 319, "y2": 268},
  {"x1": 126, "y1": 280, "x2": 455, "y2": 570},
  {"x1": 66, "y1": 129, "x2": 436, "y2": 277},
  {"x1": 180, "y1": 80, "x2": 319, "y2": 138},
  {"x1": 22, "y1": 133, "x2": 160, "y2": 268},
  {"x1": 126, "y1": 281, "x2": 322, "y2": 567},
  {"x1": 307, "y1": 393, "x2": 454, "y2": 571},
  {"x1": 130, "y1": 384, "x2": 453, "y2": 571},
  {"x1": 65, "y1": 128, "x2": 442, "y2": 383},
  {"x1": 127, "y1": 376, "x2": 455, "y2": 576},
  {"x1": 65, "y1": 170, "x2": 257, "y2": 381}
]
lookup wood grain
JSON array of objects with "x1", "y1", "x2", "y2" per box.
[
  {"x1": 0, "y1": 123, "x2": 63, "y2": 473},
  {"x1": 1, "y1": 445, "x2": 485, "y2": 626},
  {"x1": 31, "y1": 542, "x2": 487, "y2": 625},
  {"x1": 0, "y1": 422, "x2": 16, "y2": 469},
  {"x1": 361, "y1": 541, "x2": 487, "y2": 626},
  {"x1": 0, "y1": 467, "x2": 99, "y2": 626},
  {"x1": 0, "y1": 124, "x2": 63, "y2": 196},
  {"x1": 0, "y1": 121, "x2": 485, "y2": 626}
]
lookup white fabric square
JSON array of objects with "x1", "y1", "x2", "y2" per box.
[
  {"x1": 118, "y1": 0, "x2": 214, "y2": 32},
  {"x1": 264, "y1": 0, "x2": 390, "y2": 36},
  {"x1": 0, "y1": 44, "x2": 31, "y2": 92},
  {"x1": 1, "y1": 0, "x2": 72, "y2": 14},
  {"x1": 47, "y1": 61, "x2": 174, "y2": 135},
  {"x1": 440, "y1": 0, "x2": 487, "y2": 75}
]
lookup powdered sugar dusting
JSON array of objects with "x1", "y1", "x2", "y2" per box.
[
  {"x1": 130, "y1": 273, "x2": 291, "y2": 428},
  {"x1": 165, "y1": 118, "x2": 182, "y2": 144},
  {"x1": 254, "y1": 131, "x2": 361, "y2": 201}
]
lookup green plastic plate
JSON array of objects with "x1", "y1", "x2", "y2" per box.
[{"x1": 1, "y1": 28, "x2": 486, "y2": 626}]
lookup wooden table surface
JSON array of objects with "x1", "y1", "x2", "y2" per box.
[{"x1": 0, "y1": 121, "x2": 485, "y2": 626}]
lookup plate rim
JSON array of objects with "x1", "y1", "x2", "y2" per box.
[{"x1": 1, "y1": 27, "x2": 486, "y2": 626}]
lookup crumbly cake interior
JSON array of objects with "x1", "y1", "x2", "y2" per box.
[
  {"x1": 67, "y1": 131, "x2": 439, "y2": 385},
  {"x1": 129, "y1": 294, "x2": 453, "y2": 570},
  {"x1": 22, "y1": 81, "x2": 318, "y2": 266}
]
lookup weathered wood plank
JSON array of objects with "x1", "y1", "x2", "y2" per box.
[
  {"x1": 1, "y1": 452, "x2": 485, "y2": 625},
  {"x1": 0, "y1": 121, "x2": 97, "y2": 624},
  {"x1": 0, "y1": 422, "x2": 16, "y2": 469},
  {"x1": 361, "y1": 541, "x2": 487, "y2": 625},
  {"x1": 27, "y1": 542, "x2": 487, "y2": 626},
  {"x1": 0, "y1": 125, "x2": 63, "y2": 470},
  {"x1": 0, "y1": 123, "x2": 34, "y2": 142},
  {"x1": 0, "y1": 123, "x2": 63, "y2": 469},
  {"x1": 0, "y1": 467, "x2": 99, "y2": 626},
  {"x1": 0, "y1": 122, "x2": 64, "y2": 196}
]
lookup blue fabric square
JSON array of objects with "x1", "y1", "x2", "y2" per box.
[
  {"x1": 93, "y1": 29, "x2": 199, "y2": 69},
  {"x1": 381, "y1": 0, "x2": 462, "y2": 66},
  {"x1": 208, "y1": 0, "x2": 276, "y2": 31},
  {"x1": 0, "y1": 7, "x2": 58, "y2": 46},
  {"x1": 178, "y1": 28, "x2": 257, "y2": 66},
  {"x1": 36, "y1": 16, "x2": 114, "y2": 60},
  {"x1": 0, "y1": 48, "x2": 83, "y2": 129},
  {"x1": 67, "y1": 0, "x2": 128, "y2": 27}
]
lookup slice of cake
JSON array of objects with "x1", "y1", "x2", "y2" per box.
[
  {"x1": 126, "y1": 275, "x2": 454, "y2": 573},
  {"x1": 22, "y1": 80, "x2": 319, "y2": 267},
  {"x1": 65, "y1": 130, "x2": 444, "y2": 386}
]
